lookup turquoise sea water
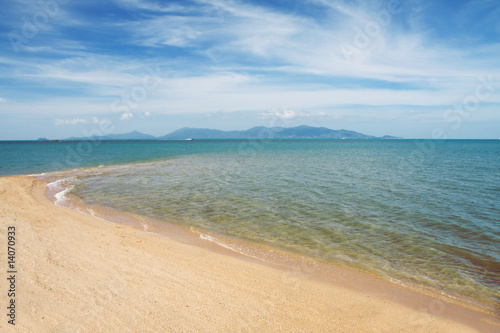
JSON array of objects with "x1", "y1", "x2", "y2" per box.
[{"x1": 1, "y1": 140, "x2": 499, "y2": 309}]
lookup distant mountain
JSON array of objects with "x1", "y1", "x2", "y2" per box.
[
  {"x1": 65, "y1": 130, "x2": 156, "y2": 141},
  {"x1": 158, "y1": 126, "x2": 283, "y2": 140},
  {"x1": 276, "y1": 126, "x2": 375, "y2": 139},
  {"x1": 158, "y1": 128, "x2": 237, "y2": 140},
  {"x1": 380, "y1": 135, "x2": 404, "y2": 139},
  {"x1": 159, "y1": 125, "x2": 380, "y2": 140},
  {"x1": 102, "y1": 131, "x2": 157, "y2": 140},
  {"x1": 62, "y1": 126, "x2": 401, "y2": 141}
]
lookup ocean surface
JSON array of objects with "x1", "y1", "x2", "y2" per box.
[{"x1": 1, "y1": 139, "x2": 499, "y2": 309}]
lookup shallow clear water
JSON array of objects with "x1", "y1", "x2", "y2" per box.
[{"x1": 1, "y1": 140, "x2": 499, "y2": 307}]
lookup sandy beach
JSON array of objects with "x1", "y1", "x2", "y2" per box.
[{"x1": 0, "y1": 176, "x2": 498, "y2": 332}]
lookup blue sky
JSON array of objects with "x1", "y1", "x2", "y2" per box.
[{"x1": 1, "y1": 0, "x2": 499, "y2": 139}]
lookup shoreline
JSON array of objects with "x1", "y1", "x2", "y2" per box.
[
  {"x1": 55, "y1": 187, "x2": 500, "y2": 317},
  {"x1": 39, "y1": 167, "x2": 499, "y2": 316},
  {"x1": 1, "y1": 175, "x2": 499, "y2": 331}
]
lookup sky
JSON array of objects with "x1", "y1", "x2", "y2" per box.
[{"x1": 1, "y1": 0, "x2": 499, "y2": 139}]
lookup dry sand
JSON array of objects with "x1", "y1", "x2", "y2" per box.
[{"x1": 0, "y1": 176, "x2": 498, "y2": 332}]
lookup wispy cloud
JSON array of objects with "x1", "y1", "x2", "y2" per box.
[
  {"x1": 1, "y1": 0, "x2": 499, "y2": 139},
  {"x1": 54, "y1": 118, "x2": 88, "y2": 126},
  {"x1": 114, "y1": 0, "x2": 500, "y2": 87}
]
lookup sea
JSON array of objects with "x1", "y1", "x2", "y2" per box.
[{"x1": 1, "y1": 139, "x2": 499, "y2": 311}]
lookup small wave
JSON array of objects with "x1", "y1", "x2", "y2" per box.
[
  {"x1": 29, "y1": 172, "x2": 46, "y2": 177},
  {"x1": 134, "y1": 215, "x2": 150, "y2": 232},
  {"x1": 47, "y1": 177, "x2": 77, "y2": 206},
  {"x1": 47, "y1": 178, "x2": 67, "y2": 188},
  {"x1": 85, "y1": 165, "x2": 105, "y2": 173},
  {"x1": 87, "y1": 208, "x2": 106, "y2": 221},
  {"x1": 199, "y1": 234, "x2": 233, "y2": 249},
  {"x1": 54, "y1": 185, "x2": 73, "y2": 205},
  {"x1": 198, "y1": 233, "x2": 272, "y2": 263},
  {"x1": 47, "y1": 176, "x2": 77, "y2": 189}
]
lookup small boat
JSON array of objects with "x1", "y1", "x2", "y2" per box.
[{"x1": 185, "y1": 138, "x2": 194, "y2": 141}]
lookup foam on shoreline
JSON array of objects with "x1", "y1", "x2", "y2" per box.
[{"x1": 47, "y1": 177, "x2": 77, "y2": 206}]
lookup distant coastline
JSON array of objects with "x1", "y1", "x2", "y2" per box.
[{"x1": 49, "y1": 125, "x2": 404, "y2": 141}]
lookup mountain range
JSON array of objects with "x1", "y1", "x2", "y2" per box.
[
  {"x1": 65, "y1": 130, "x2": 157, "y2": 141},
  {"x1": 63, "y1": 126, "x2": 402, "y2": 140}
]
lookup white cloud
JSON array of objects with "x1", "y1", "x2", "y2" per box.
[
  {"x1": 120, "y1": 112, "x2": 134, "y2": 120},
  {"x1": 278, "y1": 109, "x2": 296, "y2": 119},
  {"x1": 54, "y1": 118, "x2": 88, "y2": 125},
  {"x1": 6, "y1": 0, "x2": 499, "y2": 114},
  {"x1": 260, "y1": 108, "x2": 296, "y2": 120},
  {"x1": 114, "y1": 0, "x2": 498, "y2": 90},
  {"x1": 131, "y1": 17, "x2": 202, "y2": 47},
  {"x1": 2, "y1": 0, "x2": 500, "y2": 140},
  {"x1": 115, "y1": 0, "x2": 189, "y2": 13}
]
